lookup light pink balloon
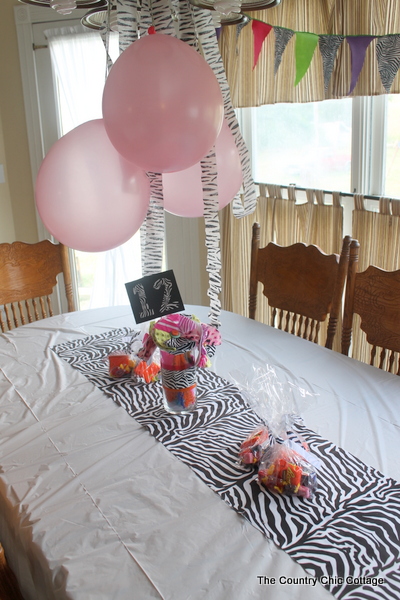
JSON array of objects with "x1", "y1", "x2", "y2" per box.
[
  {"x1": 35, "y1": 119, "x2": 150, "y2": 252},
  {"x1": 102, "y1": 33, "x2": 224, "y2": 173},
  {"x1": 162, "y1": 120, "x2": 243, "y2": 217}
]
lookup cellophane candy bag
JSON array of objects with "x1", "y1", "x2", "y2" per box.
[
  {"x1": 239, "y1": 426, "x2": 270, "y2": 465},
  {"x1": 258, "y1": 441, "x2": 318, "y2": 499},
  {"x1": 232, "y1": 364, "x2": 319, "y2": 498}
]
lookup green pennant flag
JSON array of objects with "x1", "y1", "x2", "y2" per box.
[{"x1": 295, "y1": 31, "x2": 319, "y2": 86}]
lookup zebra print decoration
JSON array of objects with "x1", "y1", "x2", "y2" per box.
[
  {"x1": 141, "y1": 172, "x2": 165, "y2": 275},
  {"x1": 175, "y1": 0, "x2": 222, "y2": 327},
  {"x1": 190, "y1": 3, "x2": 257, "y2": 219},
  {"x1": 274, "y1": 26, "x2": 294, "y2": 75},
  {"x1": 376, "y1": 34, "x2": 400, "y2": 93},
  {"x1": 200, "y1": 146, "x2": 222, "y2": 327},
  {"x1": 117, "y1": 0, "x2": 138, "y2": 50},
  {"x1": 319, "y1": 35, "x2": 345, "y2": 92},
  {"x1": 161, "y1": 365, "x2": 196, "y2": 389},
  {"x1": 54, "y1": 329, "x2": 400, "y2": 600},
  {"x1": 115, "y1": 0, "x2": 257, "y2": 325}
]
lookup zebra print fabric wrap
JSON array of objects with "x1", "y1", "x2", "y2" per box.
[
  {"x1": 161, "y1": 366, "x2": 196, "y2": 389},
  {"x1": 54, "y1": 329, "x2": 400, "y2": 600}
]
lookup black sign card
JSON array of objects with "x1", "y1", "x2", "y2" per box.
[{"x1": 125, "y1": 270, "x2": 185, "y2": 324}]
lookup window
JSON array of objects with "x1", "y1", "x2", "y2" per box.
[
  {"x1": 16, "y1": 6, "x2": 206, "y2": 310},
  {"x1": 239, "y1": 95, "x2": 396, "y2": 229},
  {"x1": 385, "y1": 95, "x2": 400, "y2": 198},
  {"x1": 46, "y1": 26, "x2": 144, "y2": 310},
  {"x1": 251, "y1": 99, "x2": 352, "y2": 192}
]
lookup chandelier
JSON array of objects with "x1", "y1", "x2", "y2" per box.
[
  {"x1": 189, "y1": 0, "x2": 281, "y2": 25},
  {"x1": 19, "y1": 0, "x2": 280, "y2": 26},
  {"x1": 18, "y1": 0, "x2": 107, "y2": 16},
  {"x1": 81, "y1": 4, "x2": 118, "y2": 31}
]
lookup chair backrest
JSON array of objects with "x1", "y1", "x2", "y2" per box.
[
  {"x1": 0, "y1": 543, "x2": 25, "y2": 600},
  {"x1": 0, "y1": 240, "x2": 75, "y2": 332},
  {"x1": 342, "y1": 239, "x2": 400, "y2": 374},
  {"x1": 249, "y1": 222, "x2": 351, "y2": 349}
]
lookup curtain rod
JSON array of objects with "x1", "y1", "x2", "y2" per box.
[{"x1": 255, "y1": 183, "x2": 388, "y2": 202}]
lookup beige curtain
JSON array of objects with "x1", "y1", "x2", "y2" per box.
[
  {"x1": 221, "y1": 183, "x2": 344, "y2": 347},
  {"x1": 219, "y1": 0, "x2": 400, "y2": 106},
  {"x1": 350, "y1": 195, "x2": 400, "y2": 362}
]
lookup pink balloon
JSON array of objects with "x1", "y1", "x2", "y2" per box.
[
  {"x1": 102, "y1": 33, "x2": 224, "y2": 173},
  {"x1": 162, "y1": 120, "x2": 242, "y2": 217},
  {"x1": 35, "y1": 119, "x2": 150, "y2": 252}
]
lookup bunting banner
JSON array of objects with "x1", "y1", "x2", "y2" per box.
[
  {"x1": 346, "y1": 35, "x2": 376, "y2": 95},
  {"x1": 294, "y1": 31, "x2": 319, "y2": 86},
  {"x1": 376, "y1": 34, "x2": 400, "y2": 93},
  {"x1": 237, "y1": 14, "x2": 400, "y2": 95}
]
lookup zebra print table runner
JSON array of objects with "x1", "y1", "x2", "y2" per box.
[{"x1": 53, "y1": 329, "x2": 400, "y2": 600}]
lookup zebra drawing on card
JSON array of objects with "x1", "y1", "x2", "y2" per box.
[
  {"x1": 153, "y1": 277, "x2": 180, "y2": 313},
  {"x1": 132, "y1": 283, "x2": 154, "y2": 319}
]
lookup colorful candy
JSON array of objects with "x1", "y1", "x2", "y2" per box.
[
  {"x1": 239, "y1": 426, "x2": 270, "y2": 465},
  {"x1": 108, "y1": 353, "x2": 135, "y2": 378},
  {"x1": 133, "y1": 360, "x2": 160, "y2": 383},
  {"x1": 258, "y1": 443, "x2": 317, "y2": 499}
]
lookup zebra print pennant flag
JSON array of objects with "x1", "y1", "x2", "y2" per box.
[
  {"x1": 54, "y1": 328, "x2": 400, "y2": 600},
  {"x1": 274, "y1": 26, "x2": 294, "y2": 75},
  {"x1": 236, "y1": 16, "x2": 250, "y2": 43},
  {"x1": 376, "y1": 34, "x2": 400, "y2": 93},
  {"x1": 319, "y1": 34, "x2": 344, "y2": 92},
  {"x1": 235, "y1": 16, "x2": 250, "y2": 55}
]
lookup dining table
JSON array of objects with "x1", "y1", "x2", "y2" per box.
[{"x1": 0, "y1": 304, "x2": 399, "y2": 600}]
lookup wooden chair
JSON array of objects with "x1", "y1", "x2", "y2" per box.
[
  {"x1": 249, "y1": 223, "x2": 352, "y2": 349},
  {"x1": 342, "y1": 239, "x2": 400, "y2": 374},
  {"x1": 0, "y1": 240, "x2": 75, "y2": 332},
  {"x1": 0, "y1": 543, "x2": 25, "y2": 600}
]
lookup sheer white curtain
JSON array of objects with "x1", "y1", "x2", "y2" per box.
[{"x1": 45, "y1": 25, "x2": 142, "y2": 309}]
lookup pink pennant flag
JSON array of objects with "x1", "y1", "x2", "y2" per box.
[
  {"x1": 252, "y1": 20, "x2": 273, "y2": 69},
  {"x1": 346, "y1": 35, "x2": 376, "y2": 95}
]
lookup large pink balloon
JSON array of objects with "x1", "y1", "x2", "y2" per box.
[
  {"x1": 162, "y1": 120, "x2": 242, "y2": 217},
  {"x1": 35, "y1": 119, "x2": 150, "y2": 252},
  {"x1": 102, "y1": 33, "x2": 224, "y2": 173}
]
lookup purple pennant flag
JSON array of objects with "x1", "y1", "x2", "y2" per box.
[{"x1": 347, "y1": 35, "x2": 376, "y2": 95}]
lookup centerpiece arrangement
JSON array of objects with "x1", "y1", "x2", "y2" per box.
[{"x1": 138, "y1": 313, "x2": 221, "y2": 414}]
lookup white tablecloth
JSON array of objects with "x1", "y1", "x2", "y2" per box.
[{"x1": 0, "y1": 305, "x2": 399, "y2": 600}]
